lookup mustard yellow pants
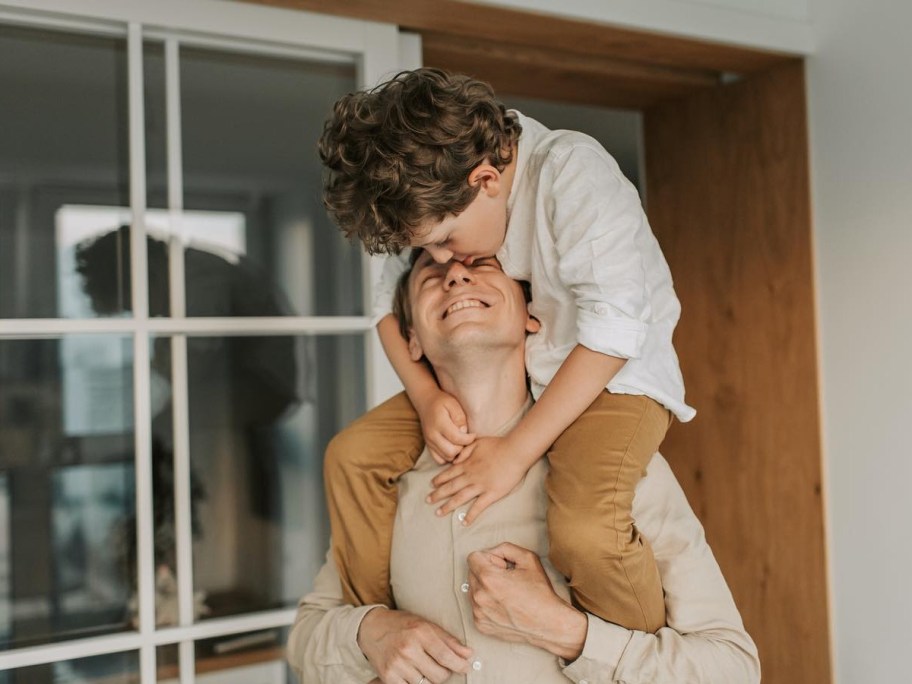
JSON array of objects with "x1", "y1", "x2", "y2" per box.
[{"x1": 323, "y1": 390, "x2": 671, "y2": 632}]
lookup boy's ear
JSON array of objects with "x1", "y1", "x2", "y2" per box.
[
  {"x1": 468, "y1": 163, "x2": 502, "y2": 196},
  {"x1": 407, "y1": 330, "x2": 424, "y2": 362},
  {"x1": 525, "y1": 314, "x2": 541, "y2": 334}
]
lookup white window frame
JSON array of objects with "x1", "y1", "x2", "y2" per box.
[{"x1": 0, "y1": 0, "x2": 413, "y2": 680}]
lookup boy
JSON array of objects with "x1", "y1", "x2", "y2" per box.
[{"x1": 319, "y1": 68, "x2": 695, "y2": 633}]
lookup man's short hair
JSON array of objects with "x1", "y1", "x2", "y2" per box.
[{"x1": 318, "y1": 68, "x2": 522, "y2": 255}]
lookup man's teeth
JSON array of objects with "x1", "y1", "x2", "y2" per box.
[{"x1": 446, "y1": 300, "x2": 484, "y2": 317}]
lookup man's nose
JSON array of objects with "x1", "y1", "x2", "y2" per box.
[{"x1": 443, "y1": 261, "x2": 473, "y2": 289}]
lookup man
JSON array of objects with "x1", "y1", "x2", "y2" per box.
[{"x1": 287, "y1": 253, "x2": 760, "y2": 683}]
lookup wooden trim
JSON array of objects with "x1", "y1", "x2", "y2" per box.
[
  {"x1": 644, "y1": 61, "x2": 830, "y2": 684},
  {"x1": 422, "y1": 31, "x2": 720, "y2": 109},
  {"x1": 241, "y1": 0, "x2": 795, "y2": 74}
]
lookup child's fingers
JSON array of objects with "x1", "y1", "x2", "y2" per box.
[
  {"x1": 451, "y1": 442, "x2": 476, "y2": 465},
  {"x1": 427, "y1": 475, "x2": 469, "y2": 505},
  {"x1": 427, "y1": 446, "x2": 448, "y2": 466},
  {"x1": 428, "y1": 435, "x2": 462, "y2": 463},
  {"x1": 444, "y1": 400, "x2": 469, "y2": 430},
  {"x1": 437, "y1": 485, "x2": 481, "y2": 517},
  {"x1": 432, "y1": 464, "x2": 464, "y2": 488},
  {"x1": 463, "y1": 493, "x2": 497, "y2": 526},
  {"x1": 441, "y1": 422, "x2": 476, "y2": 447}
]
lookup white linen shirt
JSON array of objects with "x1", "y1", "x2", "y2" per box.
[
  {"x1": 287, "y1": 404, "x2": 759, "y2": 683},
  {"x1": 373, "y1": 112, "x2": 695, "y2": 422}
]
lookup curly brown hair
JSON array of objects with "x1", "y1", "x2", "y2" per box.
[{"x1": 318, "y1": 68, "x2": 522, "y2": 254}]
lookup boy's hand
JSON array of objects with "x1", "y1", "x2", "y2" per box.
[
  {"x1": 427, "y1": 436, "x2": 528, "y2": 524},
  {"x1": 416, "y1": 390, "x2": 476, "y2": 464}
]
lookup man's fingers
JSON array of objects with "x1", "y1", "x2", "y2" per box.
[
  {"x1": 487, "y1": 541, "x2": 534, "y2": 565},
  {"x1": 409, "y1": 650, "x2": 453, "y2": 684},
  {"x1": 426, "y1": 637, "x2": 471, "y2": 676},
  {"x1": 439, "y1": 631, "x2": 474, "y2": 661}
]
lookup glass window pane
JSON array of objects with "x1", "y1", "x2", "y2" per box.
[
  {"x1": 179, "y1": 48, "x2": 362, "y2": 317},
  {"x1": 0, "y1": 337, "x2": 135, "y2": 649},
  {"x1": 194, "y1": 628, "x2": 290, "y2": 684},
  {"x1": 0, "y1": 25, "x2": 132, "y2": 320},
  {"x1": 149, "y1": 334, "x2": 364, "y2": 621},
  {"x1": 0, "y1": 650, "x2": 139, "y2": 684},
  {"x1": 156, "y1": 644, "x2": 178, "y2": 682}
]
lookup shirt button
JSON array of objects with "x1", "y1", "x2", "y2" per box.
[
  {"x1": 460, "y1": 582, "x2": 470, "y2": 593},
  {"x1": 472, "y1": 659, "x2": 482, "y2": 671},
  {"x1": 457, "y1": 512, "x2": 466, "y2": 523}
]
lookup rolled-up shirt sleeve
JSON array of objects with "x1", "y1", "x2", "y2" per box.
[
  {"x1": 371, "y1": 250, "x2": 412, "y2": 325},
  {"x1": 548, "y1": 146, "x2": 651, "y2": 360},
  {"x1": 561, "y1": 454, "x2": 761, "y2": 684},
  {"x1": 286, "y1": 549, "x2": 384, "y2": 683}
]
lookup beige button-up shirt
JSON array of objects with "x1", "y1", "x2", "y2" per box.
[{"x1": 288, "y1": 404, "x2": 759, "y2": 683}]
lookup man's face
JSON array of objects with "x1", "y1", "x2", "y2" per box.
[
  {"x1": 410, "y1": 179, "x2": 508, "y2": 265},
  {"x1": 406, "y1": 251, "x2": 538, "y2": 366}
]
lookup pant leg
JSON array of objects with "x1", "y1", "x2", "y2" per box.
[
  {"x1": 546, "y1": 392, "x2": 672, "y2": 633},
  {"x1": 324, "y1": 391, "x2": 423, "y2": 607}
]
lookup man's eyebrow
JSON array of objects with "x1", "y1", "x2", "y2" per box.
[{"x1": 410, "y1": 257, "x2": 442, "y2": 281}]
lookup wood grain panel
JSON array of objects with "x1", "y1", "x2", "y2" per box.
[
  {"x1": 422, "y1": 31, "x2": 718, "y2": 110},
  {"x1": 241, "y1": 0, "x2": 795, "y2": 74},
  {"x1": 644, "y1": 61, "x2": 830, "y2": 684}
]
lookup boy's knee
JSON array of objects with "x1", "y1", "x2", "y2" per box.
[
  {"x1": 323, "y1": 426, "x2": 367, "y2": 483},
  {"x1": 549, "y1": 512, "x2": 644, "y2": 573}
]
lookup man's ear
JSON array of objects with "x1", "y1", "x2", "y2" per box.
[
  {"x1": 407, "y1": 330, "x2": 424, "y2": 362},
  {"x1": 468, "y1": 163, "x2": 502, "y2": 197},
  {"x1": 525, "y1": 314, "x2": 541, "y2": 334}
]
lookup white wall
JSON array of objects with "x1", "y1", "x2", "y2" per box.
[
  {"x1": 468, "y1": 0, "x2": 813, "y2": 54},
  {"x1": 806, "y1": 0, "x2": 912, "y2": 682}
]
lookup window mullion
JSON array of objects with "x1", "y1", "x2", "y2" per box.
[
  {"x1": 164, "y1": 33, "x2": 198, "y2": 684},
  {"x1": 128, "y1": 20, "x2": 158, "y2": 684}
]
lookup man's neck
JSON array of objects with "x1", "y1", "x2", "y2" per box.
[{"x1": 434, "y1": 351, "x2": 528, "y2": 437}]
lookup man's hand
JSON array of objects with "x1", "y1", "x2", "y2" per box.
[
  {"x1": 467, "y1": 543, "x2": 588, "y2": 661},
  {"x1": 415, "y1": 389, "x2": 476, "y2": 464},
  {"x1": 357, "y1": 608, "x2": 473, "y2": 684},
  {"x1": 428, "y1": 436, "x2": 529, "y2": 524}
]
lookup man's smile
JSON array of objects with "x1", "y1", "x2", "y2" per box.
[{"x1": 443, "y1": 298, "x2": 489, "y2": 319}]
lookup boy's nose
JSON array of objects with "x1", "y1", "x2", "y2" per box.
[{"x1": 427, "y1": 246, "x2": 453, "y2": 264}]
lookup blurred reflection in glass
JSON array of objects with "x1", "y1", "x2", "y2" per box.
[
  {"x1": 73, "y1": 225, "x2": 317, "y2": 624},
  {"x1": 0, "y1": 337, "x2": 134, "y2": 650},
  {"x1": 0, "y1": 25, "x2": 130, "y2": 320},
  {"x1": 0, "y1": 650, "x2": 139, "y2": 684},
  {"x1": 192, "y1": 627, "x2": 290, "y2": 684},
  {"x1": 180, "y1": 47, "x2": 361, "y2": 318}
]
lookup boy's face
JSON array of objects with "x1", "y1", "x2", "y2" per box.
[{"x1": 411, "y1": 168, "x2": 509, "y2": 264}]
